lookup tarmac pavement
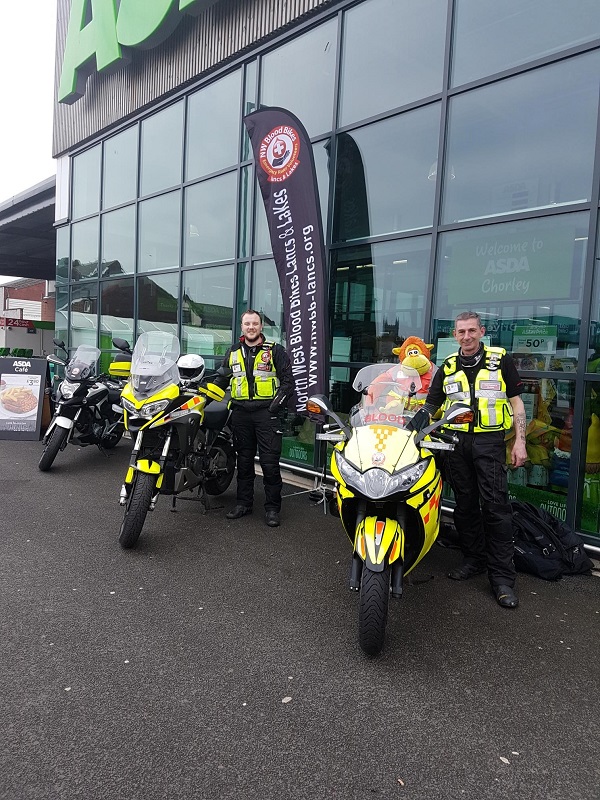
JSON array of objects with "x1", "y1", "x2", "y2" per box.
[{"x1": 1, "y1": 437, "x2": 599, "y2": 800}]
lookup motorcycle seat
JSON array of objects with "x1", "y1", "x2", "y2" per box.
[{"x1": 204, "y1": 401, "x2": 230, "y2": 430}]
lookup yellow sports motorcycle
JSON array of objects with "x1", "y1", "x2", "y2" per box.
[
  {"x1": 117, "y1": 331, "x2": 233, "y2": 549},
  {"x1": 308, "y1": 364, "x2": 471, "y2": 656}
]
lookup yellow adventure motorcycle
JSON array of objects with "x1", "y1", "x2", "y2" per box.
[
  {"x1": 308, "y1": 364, "x2": 471, "y2": 656},
  {"x1": 117, "y1": 332, "x2": 233, "y2": 549}
]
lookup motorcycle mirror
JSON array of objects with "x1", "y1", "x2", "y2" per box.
[
  {"x1": 53, "y1": 338, "x2": 67, "y2": 351},
  {"x1": 112, "y1": 337, "x2": 132, "y2": 353},
  {"x1": 445, "y1": 403, "x2": 474, "y2": 423},
  {"x1": 46, "y1": 354, "x2": 65, "y2": 366},
  {"x1": 306, "y1": 395, "x2": 331, "y2": 415}
]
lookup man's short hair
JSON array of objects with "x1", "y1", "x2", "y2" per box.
[
  {"x1": 454, "y1": 311, "x2": 482, "y2": 327},
  {"x1": 241, "y1": 309, "x2": 263, "y2": 324}
]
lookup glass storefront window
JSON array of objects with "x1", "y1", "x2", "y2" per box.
[
  {"x1": 103, "y1": 126, "x2": 138, "y2": 209},
  {"x1": 332, "y1": 105, "x2": 441, "y2": 242},
  {"x1": 239, "y1": 166, "x2": 252, "y2": 259},
  {"x1": 137, "y1": 273, "x2": 179, "y2": 337},
  {"x1": 55, "y1": 285, "x2": 69, "y2": 346},
  {"x1": 56, "y1": 226, "x2": 69, "y2": 284},
  {"x1": 181, "y1": 265, "x2": 234, "y2": 359},
  {"x1": 71, "y1": 217, "x2": 99, "y2": 281},
  {"x1": 140, "y1": 102, "x2": 184, "y2": 197},
  {"x1": 186, "y1": 70, "x2": 242, "y2": 181},
  {"x1": 432, "y1": 213, "x2": 589, "y2": 371},
  {"x1": 251, "y1": 259, "x2": 284, "y2": 345},
  {"x1": 242, "y1": 60, "x2": 258, "y2": 162},
  {"x1": 70, "y1": 283, "x2": 98, "y2": 348},
  {"x1": 72, "y1": 145, "x2": 100, "y2": 219},
  {"x1": 505, "y1": 378, "x2": 576, "y2": 520},
  {"x1": 452, "y1": 0, "x2": 600, "y2": 87},
  {"x1": 442, "y1": 52, "x2": 600, "y2": 224},
  {"x1": 339, "y1": 0, "x2": 446, "y2": 127},
  {"x1": 330, "y1": 237, "x2": 431, "y2": 364},
  {"x1": 236, "y1": 261, "x2": 250, "y2": 325},
  {"x1": 138, "y1": 191, "x2": 181, "y2": 272},
  {"x1": 100, "y1": 277, "x2": 135, "y2": 364},
  {"x1": 579, "y1": 384, "x2": 600, "y2": 538},
  {"x1": 260, "y1": 19, "x2": 337, "y2": 137},
  {"x1": 101, "y1": 205, "x2": 136, "y2": 277},
  {"x1": 587, "y1": 212, "x2": 600, "y2": 372},
  {"x1": 184, "y1": 172, "x2": 237, "y2": 266}
]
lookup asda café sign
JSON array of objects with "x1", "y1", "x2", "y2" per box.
[{"x1": 59, "y1": 0, "x2": 219, "y2": 104}]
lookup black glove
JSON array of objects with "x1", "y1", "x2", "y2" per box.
[
  {"x1": 268, "y1": 391, "x2": 287, "y2": 414},
  {"x1": 406, "y1": 406, "x2": 431, "y2": 433}
]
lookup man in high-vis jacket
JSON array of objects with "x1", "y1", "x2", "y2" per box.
[
  {"x1": 410, "y1": 311, "x2": 527, "y2": 608},
  {"x1": 212, "y1": 310, "x2": 295, "y2": 527}
]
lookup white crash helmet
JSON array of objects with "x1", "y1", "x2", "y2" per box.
[{"x1": 177, "y1": 353, "x2": 205, "y2": 381}]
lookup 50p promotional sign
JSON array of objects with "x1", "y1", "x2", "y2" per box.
[{"x1": 244, "y1": 106, "x2": 328, "y2": 416}]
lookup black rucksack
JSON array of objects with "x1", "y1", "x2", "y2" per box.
[{"x1": 511, "y1": 500, "x2": 594, "y2": 581}]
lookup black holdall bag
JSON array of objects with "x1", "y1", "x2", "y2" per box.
[{"x1": 510, "y1": 500, "x2": 594, "y2": 581}]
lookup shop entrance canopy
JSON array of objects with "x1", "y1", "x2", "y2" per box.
[{"x1": 0, "y1": 177, "x2": 56, "y2": 282}]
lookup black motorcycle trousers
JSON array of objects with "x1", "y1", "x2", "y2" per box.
[
  {"x1": 443, "y1": 431, "x2": 516, "y2": 588},
  {"x1": 231, "y1": 405, "x2": 283, "y2": 512}
]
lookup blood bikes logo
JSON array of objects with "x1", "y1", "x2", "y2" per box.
[{"x1": 258, "y1": 125, "x2": 300, "y2": 182}]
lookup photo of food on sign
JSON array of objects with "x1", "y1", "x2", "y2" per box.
[{"x1": 0, "y1": 374, "x2": 41, "y2": 420}]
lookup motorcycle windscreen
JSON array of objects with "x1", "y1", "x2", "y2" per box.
[
  {"x1": 130, "y1": 332, "x2": 180, "y2": 398},
  {"x1": 350, "y1": 363, "x2": 424, "y2": 430},
  {"x1": 65, "y1": 345, "x2": 101, "y2": 381}
]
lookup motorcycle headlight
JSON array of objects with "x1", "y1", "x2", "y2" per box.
[
  {"x1": 59, "y1": 380, "x2": 79, "y2": 399},
  {"x1": 335, "y1": 451, "x2": 430, "y2": 499},
  {"x1": 121, "y1": 397, "x2": 137, "y2": 415},
  {"x1": 139, "y1": 399, "x2": 170, "y2": 419}
]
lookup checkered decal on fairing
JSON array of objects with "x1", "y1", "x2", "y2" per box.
[{"x1": 372, "y1": 426, "x2": 396, "y2": 452}]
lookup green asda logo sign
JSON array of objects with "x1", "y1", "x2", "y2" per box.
[{"x1": 59, "y1": 0, "x2": 218, "y2": 105}]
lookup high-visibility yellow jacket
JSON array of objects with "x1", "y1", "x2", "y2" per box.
[{"x1": 229, "y1": 342, "x2": 279, "y2": 401}]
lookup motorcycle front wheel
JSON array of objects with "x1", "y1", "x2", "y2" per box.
[
  {"x1": 118, "y1": 472, "x2": 155, "y2": 549},
  {"x1": 358, "y1": 566, "x2": 390, "y2": 657},
  {"x1": 38, "y1": 426, "x2": 68, "y2": 472},
  {"x1": 204, "y1": 440, "x2": 235, "y2": 495}
]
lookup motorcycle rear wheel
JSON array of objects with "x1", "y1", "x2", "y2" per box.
[
  {"x1": 204, "y1": 441, "x2": 235, "y2": 495},
  {"x1": 119, "y1": 472, "x2": 155, "y2": 549},
  {"x1": 38, "y1": 427, "x2": 68, "y2": 472},
  {"x1": 358, "y1": 566, "x2": 390, "y2": 657}
]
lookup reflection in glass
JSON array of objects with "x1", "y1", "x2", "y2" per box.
[
  {"x1": 137, "y1": 273, "x2": 179, "y2": 337},
  {"x1": 186, "y1": 70, "x2": 242, "y2": 181},
  {"x1": 70, "y1": 283, "x2": 98, "y2": 348},
  {"x1": 587, "y1": 213, "x2": 600, "y2": 372},
  {"x1": 71, "y1": 217, "x2": 99, "y2": 281},
  {"x1": 452, "y1": 0, "x2": 600, "y2": 87},
  {"x1": 103, "y1": 126, "x2": 138, "y2": 209},
  {"x1": 100, "y1": 278, "x2": 134, "y2": 349},
  {"x1": 138, "y1": 191, "x2": 181, "y2": 272},
  {"x1": 330, "y1": 237, "x2": 431, "y2": 364},
  {"x1": 443, "y1": 53, "x2": 600, "y2": 224},
  {"x1": 580, "y1": 384, "x2": 600, "y2": 537},
  {"x1": 333, "y1": 106, "x2": 440, "y2": 242},
  {"x1": 432, "y1": 213, "x2": 589, "y2": 370},
  {"x1": 72, "y1": 145, "x2": 101, "y2": 219},
  {"x1": 182, "y1": 266, "x2": 234, "y2": 358},
  {"x1": 242, "y1": 60, "x2": 258, "y2": 161},
  {"x1": 339, "y1": 0, "x2": 446, "y2": 126},
  {"x1": 140, "y1": 102, "x2": 184, "y2": 196},
  {"x1": 251, "y1": 259, "x2": 284, "y2": 345},
  {"x1": 260, "y1": 19, "x2": 337, "y2": 137},
  {"x1": 184, "y1": 173, "x2": 237, "y2": 266},
  {"x1": 101, "y1": 206, "x2": 135, "y2": 277},
  {"x1": 55, "y1": 285, "x2": 69, "y2": 346},
  {"x1": 56, "y1": 226, "x2": 69, "y2": 284}
]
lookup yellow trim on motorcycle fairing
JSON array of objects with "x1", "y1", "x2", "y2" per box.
[
  {"x1": 125, "y1": 467, "x2": 135, "y2": 484},
  {"x1": 406, "y1": 474, "x2": 443, "y2": 571},
  {"x1": 136, "y1": 459, "x2": 161, "y2": 475},
  {"x1": 121, "y1": 382, "x2": 181, "y2": 429},
  {"x1": 355, "y1": 516, "x2": 403, "y2": 568}
]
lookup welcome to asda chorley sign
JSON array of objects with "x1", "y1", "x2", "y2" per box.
[{"x1": 59, "y1": 0, "x2": 219, "y2": 104}]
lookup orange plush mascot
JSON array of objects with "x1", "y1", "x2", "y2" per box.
[{"x1": 369, "y1": 336, "x2": 436, "y2": 408}]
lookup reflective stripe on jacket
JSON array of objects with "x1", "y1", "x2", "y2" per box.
[
  {"x1": 229, "y1": 343, "x2": 279, "y2": 401},
  {"x1": 441, "y1": 346, "x2": 513, "y2": 432}
]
